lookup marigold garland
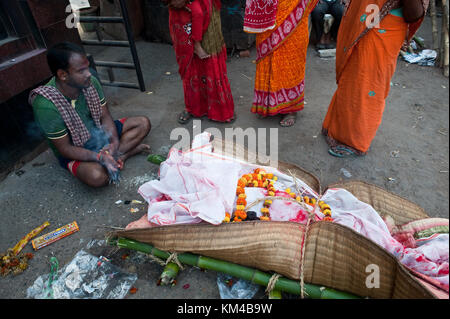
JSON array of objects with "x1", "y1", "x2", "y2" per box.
[{"x1": 222, "y1": 168, "x2": 333, "y2": 223}]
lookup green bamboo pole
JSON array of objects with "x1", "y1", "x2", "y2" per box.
[
  {"x1": 269, "y1": 289, "x2": 282, "y2": 299},
  {"x1": 108, "y1": 237, "x2": 361, "y2": 299},
  {"x1": 159, "y1": 262, "x2": 180, "y2": 286}
]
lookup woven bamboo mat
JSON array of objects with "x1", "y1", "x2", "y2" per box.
[
  {"x1": 110, "y1": 138, "x2": 446, "y2": 298},
  {"x1": 113, "y1": 220, "x2": 435, "y2": 298}
]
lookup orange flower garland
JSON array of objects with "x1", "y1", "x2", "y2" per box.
[
  {"x1": 318, "y1": 201, "x2": 334, "y2": 221},
  {"x1": 222, "y1": 168, "x2": 333, "y2": 223},
  {"x1": 300, "y1": 196, "x2": 333, "y2": 221},
  {"x1": 223, "y1": 212, "x2": 231, "y2": 223},
  {"x1": 228, "y1": 168, "x2": 275, "y2": 222}
]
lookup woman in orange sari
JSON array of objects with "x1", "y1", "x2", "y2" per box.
[
  {"x1": 322, "y1": 0, "x2": 429, "y2": 157},
  {"x1": 245, "y1": 0, "x2": 319, "y2": 127}
]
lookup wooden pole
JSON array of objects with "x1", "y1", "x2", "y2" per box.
[
  {"x1": 431, "y1": 0, "x2": 439, "y2": 50},
  {"x1": 443, "y1": 0, "x2": 449, "y2": 76},
  {"x1": 445, "y1": 0, "x2": 450, "y2": 33},
  {"x1": 440, "y1": 1, "x2": 445, "y2": 68}
]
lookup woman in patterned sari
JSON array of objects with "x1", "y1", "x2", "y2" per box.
[
  {"x1": 322, "y1": 0, "x2": 429, "y2": 157},
  {"x1": 168, "y1": 0, "x2": 235, "y2": 124},
  {"x1": 245, "y1": 0, "x2": 319, "y2": 127}
]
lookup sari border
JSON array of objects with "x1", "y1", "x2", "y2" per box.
[
  {"x1": 256, "y1": 0, "x2": 316, "y2": 61},
  {"x1": 253, "y1": 80, "x2": 305, "y2": 110},
  {"x1": 251, "y1": 96, "x2": 305, "y2": 116},
  {"x1": 244, "y1": 24, "x2": 277, "y2": 34}
]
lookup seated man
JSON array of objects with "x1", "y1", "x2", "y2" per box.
[
  {"x1": 30, "y1": 42, "x2": 151, "y2": 187},
  {"x1": 311, "y1": 0, "x2": 345, "y2": 50}
]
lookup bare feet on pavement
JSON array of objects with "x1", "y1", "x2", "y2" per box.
[{"x1": 118, "y1": 144, "x2": 151, "y2": 168}]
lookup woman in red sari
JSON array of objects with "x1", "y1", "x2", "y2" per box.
[{"x1": 167, "y1": 0, "x2": 235, "y2": 124}]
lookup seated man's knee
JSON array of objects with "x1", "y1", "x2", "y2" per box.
[
  {"x1": 140, "y1": 116, "x2": 151, "y2": 135},
  {"x1": 86, "y1": 167, "x2": 109, "y2": 187}
]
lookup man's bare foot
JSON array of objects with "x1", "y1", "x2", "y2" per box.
[
  {"x1": 135, "y1": 143, "x2": 151, "y2": 154},
  {"x1": 194, "y1": 41, "x2": 210, "y2": 59},
  {"x1": 118, "y1": 144, "x2": 151, "y2": 166}
]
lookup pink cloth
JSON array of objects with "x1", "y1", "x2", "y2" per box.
[
  {"x1": 270, "y1": 187, "x2": 449, "y2": 294},
  {"x1": 321, "y1": 188, "x2": 449, "y2": 293},
  {"x1": 137, "y1": 144, "x2": 242, "y2": 226}
]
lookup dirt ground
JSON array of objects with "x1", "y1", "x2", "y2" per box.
[{"x1": 0, "y1": 16, "x2": 448, "y2": 299}]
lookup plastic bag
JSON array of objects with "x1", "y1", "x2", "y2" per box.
[
  {"x1": 216, "y1": 273, "x2": 260, "y2": 299},
  {"x1": 402, "y1": 49, "x2": 437, "y2": 66},
  {"x1": 26, "y1": 250, "x2": 137, "y2": 299}
]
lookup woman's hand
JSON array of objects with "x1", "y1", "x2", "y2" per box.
[{"x1": 402, "y1": 0, "x2": 425, "y2": 23}]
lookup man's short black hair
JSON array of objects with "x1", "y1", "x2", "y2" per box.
[{"x1": 47, "y1": 42, "x2": 86, "y2": 75}]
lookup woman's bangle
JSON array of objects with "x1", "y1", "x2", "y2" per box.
[{"x1": 96, "y1": 152, "x2": 103, "y2": 162}]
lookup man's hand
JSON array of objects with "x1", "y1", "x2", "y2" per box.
[
  {"x1": 102, "y1": 142, "x2": 119, "y2": 159},
  {"x1": 98, "y1": 150, "x2": 120, "y2": 173},
  {"x1": 100, "y1": 143, "x2": 123, "y2": 169}
]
